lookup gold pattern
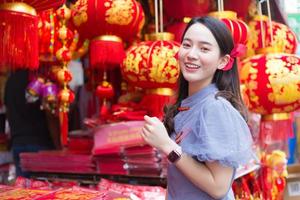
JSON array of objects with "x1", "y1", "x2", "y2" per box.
[
  {"x1": 93, "y1": 35, "x2": 122, "y2": 42},
  {"x1": 105, "y1": 0, "x2": 134, "y2": 25},
  {"x1": 262, "y1": 113, "x2": 291, "y2": 121},
  {"x1": 72, "y1": 0, "x2": 88, "y2": 27},
  {"x1": 146, "y1": 88, "x2": 175, "y2": 96},
  {"x1": 208, "y1": 11, "x2": 237, "y2": 20},
  {"x1": 0, "y1": 2, "x2": 36, "y2": 16},
  {"x1": 145, "y1": 32, "x2": 175, "y2": 41},
  {"x1": 266, "y1": 55, "x2": 300, "y2": 105}
]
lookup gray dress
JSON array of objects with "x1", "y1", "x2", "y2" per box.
[{"x1": 167, "y1": 84, "x2": 254, "y2": 200}]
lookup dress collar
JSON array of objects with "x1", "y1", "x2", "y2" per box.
[{"x1": 181, "y1": 83, "x2": 218, "y2": 108}]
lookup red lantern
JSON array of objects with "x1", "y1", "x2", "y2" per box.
[
  {"x1": 122, "y1": 33, "x2": 180, "y2": 118},
  {"x1": 224, "y1": 0, "x2": 252, "y2": 20},
  {"x1": 0, "y1": 0, "x2": 65, "y2": 12},
  {"x1": 166, "y1": 21, "x2": 187, "y2": 43},
  {"x1": 0, "y1": 1, "x2": 65, "y2": 70},
  {"x1": 163, "y1": 0, "x2": 211, "y2": 20},
  {"x1": 246, "y1": 15, "x2": 298, "y2": 57},
  {"x1": 241, "y1": 52, "x2": 300, "y2": 150},
  {"x1": 209, "y1": 11, "x2": 249, "y2": 45},
  {"x1": 71, "y1": 0, "x2": 145, "y2": 42},
  {"x1": 122, "y1": 35, "x2": 180, "y2": 89}
]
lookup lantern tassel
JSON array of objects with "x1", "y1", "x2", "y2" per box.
[
  {"x1": 139, "y1": 88, "x2": 175, "y2": 119},
  {"x1": 259, "y1": 113, "x2": 293, "y2": 151},
  {"x1": 59, "y1": 111, "x2": 69, "y2": 146},
  {"x1": 90, "y1": 35, "x2": 125, "y2": 68},
  {"x1": 0, "y1": 5, "x2": 38, "y2": 70}
]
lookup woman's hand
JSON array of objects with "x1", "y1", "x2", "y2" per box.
[{"x1": 141, "y1": 115, "x2": 177, "y2": 154}]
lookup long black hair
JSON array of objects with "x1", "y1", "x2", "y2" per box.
[{"x1": 163, "y1": 16, "x2": 248, "y2": 135}]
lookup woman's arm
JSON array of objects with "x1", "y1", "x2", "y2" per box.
[{"x1": 142, "y1": 116, "x2": 234, "y2": 199}]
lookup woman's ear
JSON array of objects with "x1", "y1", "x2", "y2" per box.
[{"x1": 217, "y1": 55, "x2": 230, "y2": 70}]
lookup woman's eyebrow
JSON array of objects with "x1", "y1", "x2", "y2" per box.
[{"x1": 182, "y1": 38, "x2": 212, "y2": 46}]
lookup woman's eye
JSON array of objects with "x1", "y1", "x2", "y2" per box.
[
  {"x1": 200, "y1": 47, "x2": 209, "y2": 52},
  {"x1": 182, "y1": 43, "x2": 191, "y2": 48}
]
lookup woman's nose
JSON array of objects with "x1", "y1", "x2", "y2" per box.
[{"x1": 186, "y1": 47, "x2": 199, "y2": 60}]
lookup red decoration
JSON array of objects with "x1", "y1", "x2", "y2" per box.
[
  {"x1": 56, "y1": 68, "x2": 73, "y2": 85},
  {"x1": 246, "y1": 15, "x2": 298, "y2": 57},
  {"x1": 163, "y1": 0, "x2": 211, "y2": 20},
  {"x1": 0, "y1": 3, "x2": 38, "y2": 70},
  {"x1": 96, "y1": 81, "x2": 114, "y2": 99},
  {"x1": 241, "y1": 52, "x2": 300, "y2": 149},
  {"x1": 71, "y1": 0, "x2": 145, "y2": 42},
  {"x1": 38, "y1": 8, "x2": 77, "y2": 63},
  {"x1": 89, "y1": 35, "x2": 125, "y2": 68},
  {"x1": 224, "y1": 0, "x2": 252, "y2": 20},
  {"x1": 209, "y1": 11, "x2": 249, "y2": 45},
  {"x1": 0, "y1": 0, "x2": 65, "y2": 12},
  {"x1": 122, "y1": 39, "x2": 180, "y2": 89},
  {"x1": 165, "y1": 21, "x2": 187, "y2": 43},
  {"x1": 122, "y1": 33, "x2": 180, "y2": 118}
]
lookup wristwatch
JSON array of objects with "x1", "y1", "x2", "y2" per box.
[{"x1": 167, "y1": 147, "x2": 182, "y2": 163}]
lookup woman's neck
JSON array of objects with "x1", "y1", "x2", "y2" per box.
[{"x1": 188, "y1": 79, "x2": 213, "y2": 96}]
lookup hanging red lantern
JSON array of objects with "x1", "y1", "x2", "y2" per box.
[
  {"x1": 246, "y1": 15, "x2": 298, "y2": 58},
  {"x1": 241, "y1": 51, "x2": 300, "y2": 149},
  {"x1": 122, "y1": 33, "x2": 180, "y2": 89},
  {"x1": 165, "y1": 21, "x2": 188, "y2": 43},
  {"x1": 163, "y1": 0, "x2": 211, "y2": 20},
  {"x1": 209, "y1": 11, "x2": 249, "y2": 45},
  {"x1": 0, "y1": 1, "x2": 65, "y2": 70},
  {"x1": 121, "y1": 33, "x2": 179, "y2": 118},
  {"x1": 71, "y1": 0, "x2": 145, "y2": 42},
  {"x1": 224, "y1": 0, "x2": 251, "y2": 20}
]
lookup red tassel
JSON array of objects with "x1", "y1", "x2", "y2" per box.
[
  {"x1": 99, "y1": 99, "x2": 109, "y2": 118},
  {"x1": 59, "y1": 111, "x2": 68, "y2": 146},
  {"x1": 89, "y1": 35, "x2": 125, "y2": 68},
  {"x1": 259, "y1": 114, "x2": 293, "y2": 150},
  {"x1": 0, "y1": 8, "x2": 38, "y2": 70},
  {"x1": 139, "y1": 90, "x2": 175, "y2": 119}
]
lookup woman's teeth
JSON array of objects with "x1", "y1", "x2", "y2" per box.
[{"x1": 186, "y1": 63, "x2": 200, "y2": 69}]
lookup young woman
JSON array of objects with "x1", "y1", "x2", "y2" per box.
[{"x1": 141, "y1": 16, "x2": 254, "y2": 199}]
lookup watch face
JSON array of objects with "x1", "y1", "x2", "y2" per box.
[{"x1": 167, "y1": 150, "x2": 181, "y2": 163}]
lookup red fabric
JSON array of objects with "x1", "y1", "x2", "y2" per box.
[
  {"x1": 222, "y1": 44, "x2": 247, "y2": 71},
  {"x1": 0, "y1": 10, "x2": 38, "y2": 70}
]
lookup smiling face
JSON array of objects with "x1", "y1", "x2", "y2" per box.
[{"x1": 178, "y1": 23, "x2": 228, "y2": 95}]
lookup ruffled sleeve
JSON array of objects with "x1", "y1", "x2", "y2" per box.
[{"x1": 183, "y1": 98, "x2": 254, "y2": 168}]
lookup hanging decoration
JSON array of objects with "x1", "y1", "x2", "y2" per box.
[
  {"x1": 122, "y1": 0, "x2": 180, "y2": 118},
  {"x1": 208, "y1": 0, "x2": 249, "y2": 46},
  {"x1": 163, "y1": 0, "x2": 211, "y2": 21},
  {"x1": 246, "y1": 15, "x2": 298, "y2": 58},
  {"x1": 71, "y1": 0, "x2": 145, "y2": 120},
  {"x1": 0, "y1": 1, "x2": 65, "y2": 70}
]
